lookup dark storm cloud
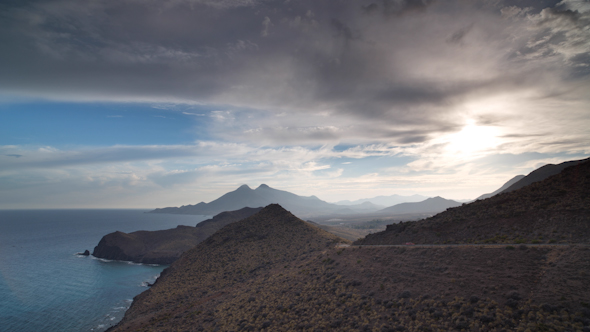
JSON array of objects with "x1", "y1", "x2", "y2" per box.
[
  {"x1": 382, "y1": 0, "x2": 437, "y2": 16},
  {"x1": 447, "y1": 24, "x2": 473, "y2": 44}
]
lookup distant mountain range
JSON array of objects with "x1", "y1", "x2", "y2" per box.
[
  {"x1": 334, "y1": 194, "x2": 429, "y2": 207},
  {"x1": 151, "y1": 184, "x2": 462, "y2": 218},
  {"x1": 377, "y1": 196, "x2": 461, "y2": 215},
  {"x1": 152, "y1": 159, "x2": 590, "y2": 219},
  {"x1": 150, "y1": 184, "x2": 344, "y2": 217}
]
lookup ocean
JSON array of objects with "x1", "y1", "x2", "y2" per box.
[{"x1": 0, "y1": 209, "x2": 209, "y2": 332}]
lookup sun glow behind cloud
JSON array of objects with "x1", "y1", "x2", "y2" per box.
[
  {"x1": 0, "y1": 0, "x2": 589, "y2": 208},
  {"x1": 444, "y1": 121, "x2": 501, "y2": 157}
]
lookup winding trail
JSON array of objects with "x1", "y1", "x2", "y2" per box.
[{"x1": 337, "y1": 243, "x2": 589, "y2": 248}]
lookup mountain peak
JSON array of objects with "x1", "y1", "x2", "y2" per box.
[
  {"x1": 258, "y1": 203, "x2": 288, "y2": 214},
  {"x1": 237, "y1": 184, "x2": 252, "y2": 191},
  {"x1": 257, "y1": 184, "x2": 270, "y2": 189}
]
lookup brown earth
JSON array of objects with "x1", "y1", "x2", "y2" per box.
[{"x1": 107, "y1": 205, "x2": 590, "y2": 332}]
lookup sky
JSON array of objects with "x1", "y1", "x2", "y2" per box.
[{"x1": 1, "y1": 0, "x2": 589, "y2": 209}]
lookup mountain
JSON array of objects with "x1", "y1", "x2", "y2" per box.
[
  {"x1": 358, "y1": 158, "x2": 590, "y2": 245},
  {"x1": 92, "y1": 207, "x2": 262, "y2": 264},
  {"x1": 476, "y1": 174, "x2": 525, "y2": 200},
  {"x1": 108, "y1": 204, "x2": 590, "y2": 332},
  {"x1": 109, "y1": 204, "x2": 349, "y2": 331},
  {"x1": 501, "y1": 157, "x2": 589, "y2": 193},
  {"x1": 377, "y1": 196, "x2": 462, "y2": 215},
  {"x1": 335, "y1": 194, "x2": 429, "y2": 206},
  {"x1": 150, "y1": 184, "x2": 381, "y2": 217}
]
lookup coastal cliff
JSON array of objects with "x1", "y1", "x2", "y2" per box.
[{"x1": 92, "y1": 207, "x2": 262, "y2": 264}]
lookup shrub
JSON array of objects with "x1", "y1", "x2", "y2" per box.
[{"x1": 398, "y1": 291, "x2": 412, "y2": 299}]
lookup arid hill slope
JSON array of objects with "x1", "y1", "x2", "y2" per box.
[
  {"x1": 108, "y1": 205, "x2": 590, "y2": 332},
  {"x1": 502, "y1": 157, "x2": 589, "y2": 193},
  {"x1": 92, "y1": 207, "x2": 262, "y2": 264},
  {"x1": 358, "y1": 159, "x2": 590, "y2": 245},
  {"x1": 109, "y1": 204, "x2": 347, "y2": 331}
]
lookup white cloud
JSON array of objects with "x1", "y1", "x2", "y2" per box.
[
  {"x1": 261, "y1": 16, "x2": 272, "y2": 37},
  {"x1": 1, "y1": 0, "x2": 590, "y2": 207}
]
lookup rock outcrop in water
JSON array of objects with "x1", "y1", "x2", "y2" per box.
[{"x1": 92, "y1": 207, "x2": 262, "y2": 264}]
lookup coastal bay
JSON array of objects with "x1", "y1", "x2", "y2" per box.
[{"x1": 0, "y1": 209, "x2": 208, "y2": 332}]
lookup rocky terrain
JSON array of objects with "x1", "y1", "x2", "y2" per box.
[
  {"x1": 92, "y1": 206, "x2": 370, "y2": 265},
  {"x1": 108, "y1": 203, "x2": 590, "y2": 331},
  {"x1": 92, "y1": 207, "x2": 262, "y2": 264},
  {"x1": 502, "y1": 158, "x2": 589, "y2": 194},
  {"x1": 358, "y1": 159, "x2": 590, "y2": 246},
  {"x1": 104, "y1": 159, "x2": 590, "y2": 332}
]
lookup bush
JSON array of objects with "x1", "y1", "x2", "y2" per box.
[{"x1": 398, "y1": 291, "x2": 411, "y2": 299}]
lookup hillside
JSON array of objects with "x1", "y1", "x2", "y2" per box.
[
  {"x1": 150, "y1": 184, "x2": 377, "y2": 218},
  {"x1": 378, "y1": 196, "x2": 461, "y2": 215},
  {"x1": 108, "y1": 204, "x2": 590, "y2": 332},
  {"x1": 108, "y1": 204, "x2": 348, "y2": 330},
  {"x1": 358, "y1": 158, "x2": 590, "y2": 245},
  {"x1": 476, "y1": 175, "x2": 525, "y2": 200},
  {"x1": 92, "y1": 207, "x2": 262, "y2": 264},
  {"x1": 502, "y1": 157, "x2": 589, "y2": 193}
]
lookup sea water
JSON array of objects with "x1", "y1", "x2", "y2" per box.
[{"x1": 0, "y1": 209, "x2": 209, "y2": 332}]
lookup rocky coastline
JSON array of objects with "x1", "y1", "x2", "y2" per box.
[{"x1": 92, "y1": 207, "x2": 262, "y2": 264}]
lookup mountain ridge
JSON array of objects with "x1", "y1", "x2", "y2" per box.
[
  {"x1": 501, "y1": 157, "x2": 589, "y2": 193},
  {"x1": 358, "y1": 158, "x2": 590, "y2": 245},
  {"x1": 150, "y1": 184, "x2": 383, "y2": 217},
  {"x1": 476, "y1": 174, "x2": 525, "y2": 200}
]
